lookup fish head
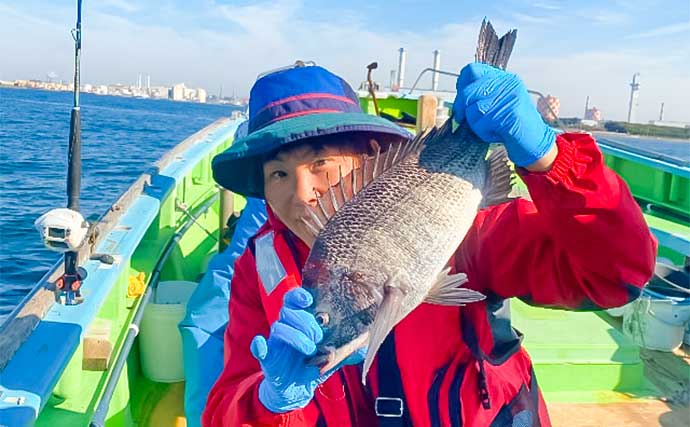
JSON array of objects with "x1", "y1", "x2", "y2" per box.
[{"x1": 302, "y1": 261, "x2": 384, "y2": 370}]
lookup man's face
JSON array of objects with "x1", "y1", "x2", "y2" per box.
[{"x1": 263, "y1": 143, "x2": 361, "y2": 247}]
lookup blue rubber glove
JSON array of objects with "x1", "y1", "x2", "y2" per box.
[
  {"x1": 452, "y1": 62, "x2": 556, "y2": 167},
  {"x1": 250, "y1": 288, "x2": 365, "y2": 413}
]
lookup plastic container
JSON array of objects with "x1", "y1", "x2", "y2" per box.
[
  {"x1": 139, "y1": 280, "x2": 198, "y2": 382},
  {"x1": 623, "y1": 262, "x2": 690, "y2": 352},
  {"x1": 605, "y1": 304, "x2": 630, "y2": 317}
]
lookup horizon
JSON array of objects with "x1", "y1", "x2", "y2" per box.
[{"x1": 1, "y1": 0, "x2": 688, "y2": 123}]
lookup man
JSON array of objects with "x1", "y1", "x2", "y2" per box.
[
  {"x1": 203, "y1": 63, "x2": 656, "y2": 426},
  {"x1": 180, "y1": 117, "x2": 269, "y2": 427},
  {"x1": 179, "y1": 196, "x2": 267, "y2": 427}
]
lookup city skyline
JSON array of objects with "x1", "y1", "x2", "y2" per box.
[
  {"x1": 0, "y1": 78, "x2": 237, "y2": 105},
  {"x1": 19, "y1": 71, "x2": 239, "y2": 101},
  {"x1": 1, "y1": 0, "x2": 688, "y2": 122}
]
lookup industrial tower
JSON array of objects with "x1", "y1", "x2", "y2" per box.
[{"x1": 627, "y1": 73, "x2": 640, "y2": 123}]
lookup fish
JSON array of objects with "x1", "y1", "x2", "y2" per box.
[{"x1": 299, "y1": 19, "x2": 519, "y2": 383}]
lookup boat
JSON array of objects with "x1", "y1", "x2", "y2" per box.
[
  {"x1": 1, "y1": 84, "x2": 688, "y2": 426},
  {"x1": 1, "y1": 6, "x2": 688, "y2": 427}
]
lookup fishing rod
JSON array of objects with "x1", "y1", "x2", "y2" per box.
[
  {"x1": 68, "y1": 0, "x2": 83, "y2": 213},
  {"x1": 62, "y1": 0, "x2": 84, "y2": 305},
  {"x1": 34, "y1": 0, "x2": 88, "y2": 305}
]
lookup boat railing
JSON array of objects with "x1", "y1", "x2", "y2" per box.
[
  {"x1": 393, "y1": 67, "x2": 571, "y2": 135},
  {"x1": 89, "y1": 193, "x2": 219, "y2": 427},
  {"x1": 597, "y1": 138, "x2": 690, "y2": 177}
]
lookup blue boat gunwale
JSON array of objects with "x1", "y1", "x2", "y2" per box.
[{"x1": 597, "y1": 138, "x2": 690, "y2": 179}]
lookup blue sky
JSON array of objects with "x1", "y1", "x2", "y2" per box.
[{"x1": 1, "y1": 0, "x2": 688, "y2": 122}]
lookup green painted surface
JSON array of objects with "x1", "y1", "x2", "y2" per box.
[
  {"x1": 604, "y1": 152, "x2": 690, "y2": 220},
  {"x1": 511, "y1": 300, "x2": 657, "y2": 404},
  {"x1": 359, "y1": 95, "x2": 419, "y2": 123},
  {"x1": 643, "y1": 213, "x2": 690, "y2": 264}
]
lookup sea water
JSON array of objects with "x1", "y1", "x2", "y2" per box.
[{"x1": 0, "y1": 87, "x2": 239, "y2": 323}]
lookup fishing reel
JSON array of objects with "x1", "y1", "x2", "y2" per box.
[
  {"x1": 35, "y1": 208, "x2": 90, "y2": 305},
  {"x1": 35, "y1": 208, "x2": 89, "y2": 253}
]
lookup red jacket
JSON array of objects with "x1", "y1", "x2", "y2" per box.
[{"x1": 203, "y1": 133, "x2": 657, "y2": 427}]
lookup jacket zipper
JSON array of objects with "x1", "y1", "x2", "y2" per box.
[{"x1": 477, "y1": 359, "x2": 492, "y2": 410}]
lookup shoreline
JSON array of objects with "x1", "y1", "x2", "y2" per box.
[{"x1": 0, "y1": 85, "x2": 246, "y2": 107}]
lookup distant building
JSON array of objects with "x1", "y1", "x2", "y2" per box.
[
  {"x1": 149, "y1": 86, "x2": 169, "y2": 99},
  {"x1": 183, "y1": 87, "x2": 194, "y2": 100},
  {"x1": 585, "y1": 107, "x2": 602, "y2": 121},
  {"x1": 197, "y1": 88, "x2": 207, "y2": 103},
  {"x1": 537, "y1": 95, "x2": 560, "y2": 122},
  {"x1": 168, "y1": 83, "x2": 207, "y2": 102},
  {"x1": 170, "y1": 83, "x2": 186, "y2": 101}
]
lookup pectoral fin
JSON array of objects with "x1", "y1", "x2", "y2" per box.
[
  {"x1": 361, "y1": 274, "x2": 408, "y2": 384},
  {"x1": 424, "y1": 267, "x2": 486, "y2": 306},
  {"x1": 480, "y1": 146, "x2": 515, "y2": 208}
]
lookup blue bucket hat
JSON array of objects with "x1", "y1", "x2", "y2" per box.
[{"x1": 212, "y1": 65, "x2": 411, "y2": 198}]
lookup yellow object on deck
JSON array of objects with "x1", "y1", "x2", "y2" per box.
[{"x1": 128, "y1": 272, "x2": 146, "y2": 297}]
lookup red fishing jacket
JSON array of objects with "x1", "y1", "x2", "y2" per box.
[{"x1": 203, "y1": 133, "x2": 657, "y2": 427}]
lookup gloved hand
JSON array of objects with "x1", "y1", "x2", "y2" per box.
[
  {"x1": 452, "y1": 62, "x2": 556, "y2": 167},
  {"x1": 251, "y1": 288, "x2": 365, "y2": 413},
  {"x1": 250, "y1": 287, "x2": 324, "y2": 413}
]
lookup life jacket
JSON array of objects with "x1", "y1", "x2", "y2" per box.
[
  {"x1": 250, "y1": 223, "x2": 373, "y2": 426},
  {"x1": 248, "y1": 212, "x2": 550, "y2": 427}
]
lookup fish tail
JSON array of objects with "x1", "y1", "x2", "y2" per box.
[{"x1": 475, "y1": 19, "x2": 518, "y2": 70}]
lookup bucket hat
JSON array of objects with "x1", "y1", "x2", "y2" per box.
[{"x1": 212, "y1": 64, "x2": 411, "y2": 198}]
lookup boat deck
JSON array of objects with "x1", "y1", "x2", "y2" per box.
[
  {"x1": 128, "y1": 303, "x2": 690, "y2": 427},
  {"x1": 549, "y1": 398, "x2": 689, "y2": 427},
  {"x1": 511, "y1": 299, "x2": 690, "y2": 426},
  {"x1": 548, "y1": 344, "x2": 690, "y2": 426}
]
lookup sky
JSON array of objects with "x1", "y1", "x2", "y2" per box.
[{"x1": 0, "y1": 0, "x2": 688, "y2": 122}]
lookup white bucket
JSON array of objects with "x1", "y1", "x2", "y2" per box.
[
  {"x1": 623, "y1": 292, "x2": 690, "y2": 352},
  {"x1": 606, "y1": 304, "x2": 630, "y2": 317},
  {"x1": 139, "y1": 280, "x2": 198, "y2": 382}
]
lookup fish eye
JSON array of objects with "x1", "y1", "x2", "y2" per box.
[{"x1": 315, "y1": 312, "x2": 330, "y2": 327}]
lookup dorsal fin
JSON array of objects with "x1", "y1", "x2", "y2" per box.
[{"x1": 301, "y1": 129, "x2": 433, "y2": 237}]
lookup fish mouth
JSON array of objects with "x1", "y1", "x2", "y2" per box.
[{"x1": 308, "y1": 331, "x2": 370, "y2": 375}]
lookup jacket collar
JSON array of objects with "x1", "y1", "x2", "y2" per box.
[{"x1": 263, "y1": 203, "x2": 310, "y2": 266}]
